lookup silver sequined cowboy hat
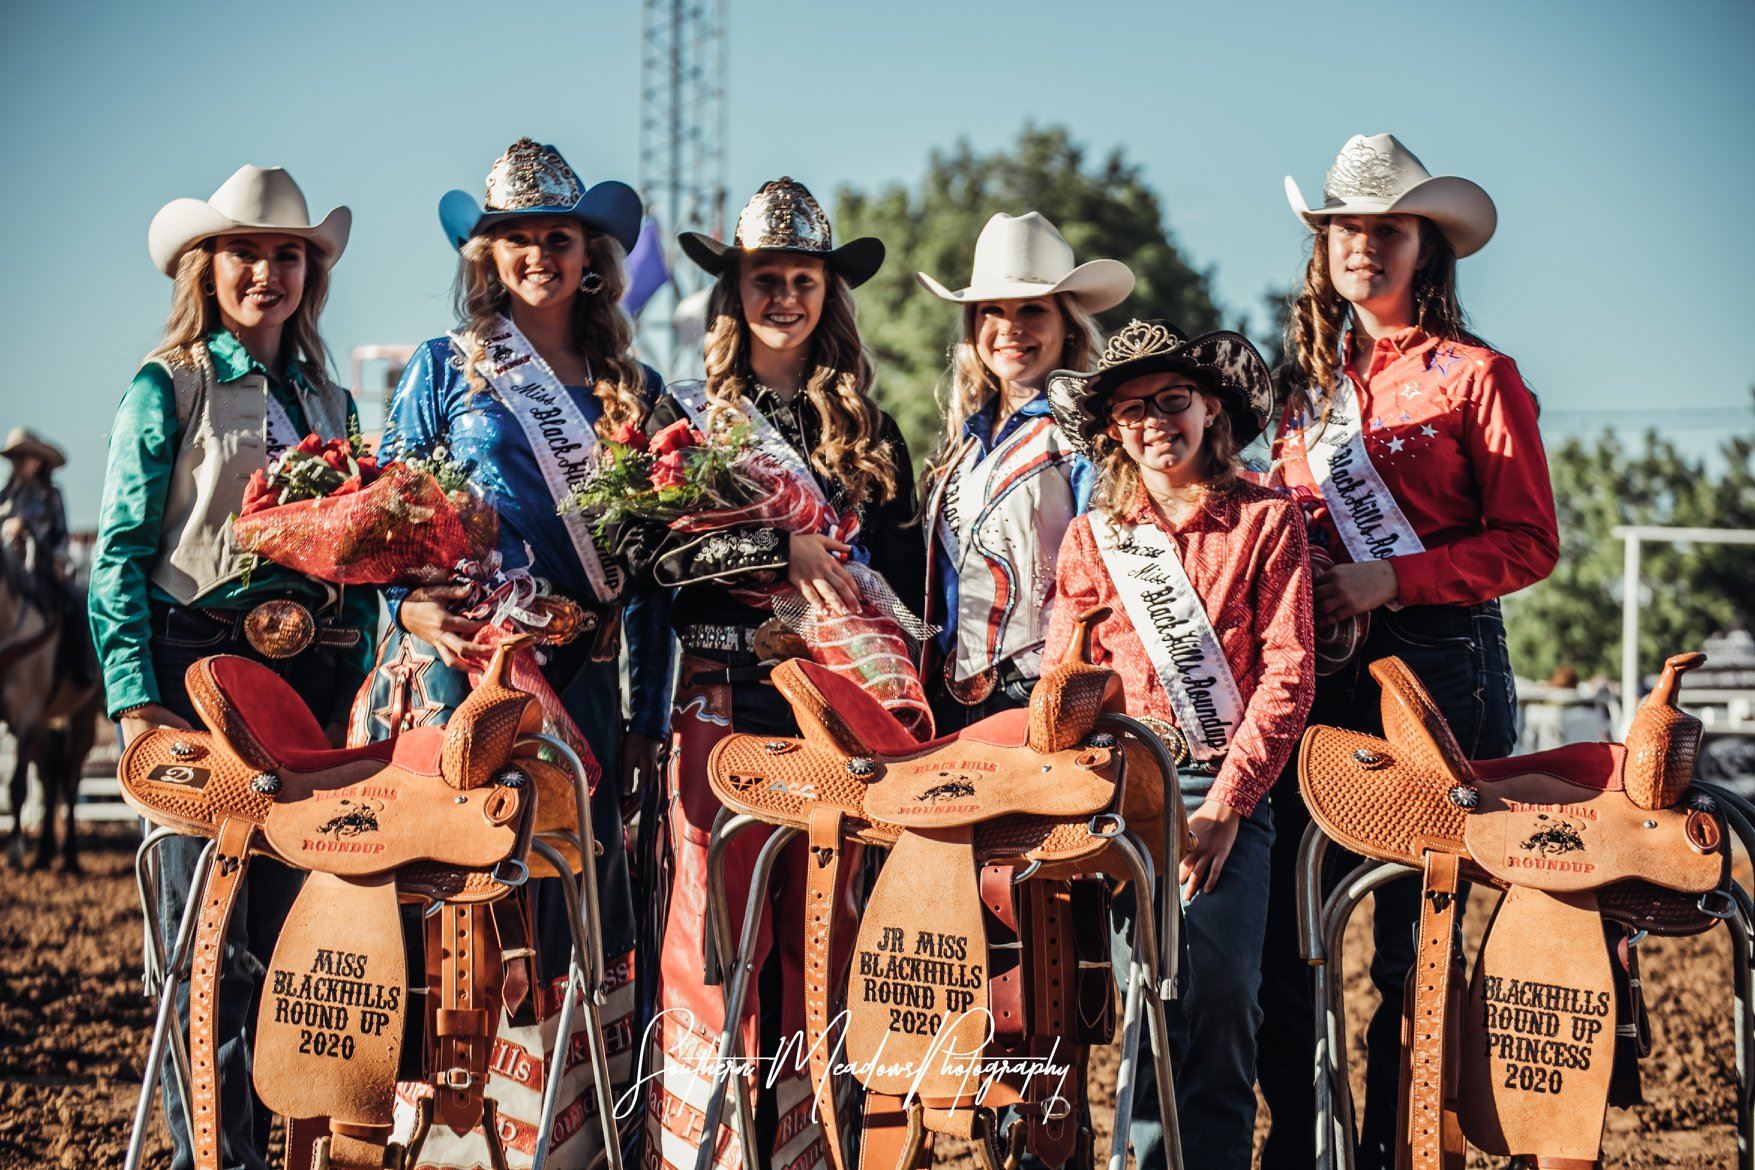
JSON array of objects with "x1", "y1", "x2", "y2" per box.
[
  {"x1": 1047, "y1": 320, "x2": 1275, "y2": 457},
  {"x1": 678, "y1": 177, "x2": 885, "y2": 288},
  {"x1": 916, "y1": 212, "x2": 1134, "y2": 311},
  {"x1": 439, "y1": 137, "x2": 643, "y2": 253},
  {"x1": 148, "y1": 165, "x2": 351, "y2": 276},
  {"x1": 1285, "y1": 133, "x2": 1497, "y2": 258}
]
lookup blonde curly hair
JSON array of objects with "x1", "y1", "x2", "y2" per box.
[{"x1": 452, "y1": 227, "x2": 647, "y2": 437}]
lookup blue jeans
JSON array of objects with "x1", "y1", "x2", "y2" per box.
[
  {"x1": 1256, "y1": 601, "x2": 1518, "y2": 1170},
  {"x1": 145, "y1": 605, "x2": 339, "y2": 1170},
  {"x1": 1115, "y1": 771, "x2": 1275, "y2": 1170}
]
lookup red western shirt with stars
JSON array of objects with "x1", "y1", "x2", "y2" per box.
[
  {"x1": 1272, "y1": 327, "x2": 1558, "y2": 607},
  {"x1": 1045, "y1": 482, "x2": 1315, "y2": 817}
]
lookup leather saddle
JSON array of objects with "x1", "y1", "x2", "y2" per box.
[
  {"x1": 1300, "y1": 652, "x2": 1729, "y2": 1170},
  {"x1": 120, "y1": 644, "x2": 563, "y2": 1170},
  {"x1": 706, "y1": 612, "x2": 1182, "y2": 1169}
]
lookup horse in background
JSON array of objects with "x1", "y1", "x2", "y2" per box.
[{"x1": 1, "y1": 522, "x2": 100, "y2": 871}]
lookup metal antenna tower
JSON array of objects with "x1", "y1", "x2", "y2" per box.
[{"x1": 639, "y1": 0, "x2": 727, "y2": 377}]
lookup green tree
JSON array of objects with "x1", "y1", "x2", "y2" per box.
[
  {"x1": 1504, "y1": 400, "x2": 1755, "y2": 682},
  {"x1": 834, "y1": 124, "x2": 1223, "y2": 466}
]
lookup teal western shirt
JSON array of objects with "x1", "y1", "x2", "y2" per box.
[{"x1": 89, "y1": 330, "x2": 378, "y2": 720}]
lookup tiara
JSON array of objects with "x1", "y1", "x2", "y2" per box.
[{"x1": 1100, "y1": 320, "x2": 1184, "y2": 368}]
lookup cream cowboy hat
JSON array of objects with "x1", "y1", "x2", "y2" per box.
[
  {"x1": 916, "y1": 212, "x2": 1134, "y2": 311},
  {"x1": 1285, "y1": 133, "x2": 1496, "y2": 258},
  {"x1": 0, "y1": 428, "x2": 66, "y2": 472},
  {"x1": 148, "y1": 165, "x2": 351, "y2": 276}
]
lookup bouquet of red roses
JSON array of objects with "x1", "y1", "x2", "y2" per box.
[
  {"x1": 233, "y1": 436, "x2": 498, "y2": 586},
  {"x1": 568, "y1": 419, "x2": 936, "y2": 737}
]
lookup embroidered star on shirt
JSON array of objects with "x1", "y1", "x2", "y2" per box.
[
  {"x1": 1399, "y1": 381, "x2": 1422, "y2": 398},
  {"x1": 1387, "y1": 436, "x2": 1406, "y2": 454},
  {"x1": 1419, "y1": 424, "x2": 1438, "y2": 438},
  {"x1": 1430, "y1": 347, "x2": 1462, "y2": 375}
]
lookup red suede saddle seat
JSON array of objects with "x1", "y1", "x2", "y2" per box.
[
  {"x1": 204, "y1": 656, "x2": 441, "y2": 775},
  {"x1": 788, "y1": 659, "x2": 1031, "y2": 754},
  {"x1": 1472, "y1": 741, "x2": 1625, "y2": 793}
]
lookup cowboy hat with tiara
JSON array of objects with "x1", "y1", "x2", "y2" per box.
[
  {"x1": 678, "y1": 178, "x2": 885, "y2": 288},
  {"x1": 1047, "y1": 320, "x2": 1275, "y2": 459},
  {"x1": 439, "y1": 137, "x2": 644, "y2": 253},
  {"x1": 1285, "y1": 133, "x2": 1498, "y2": 258},
  {"x1": 0, "y1": 428, "x2": 65, "y2": 472},
  {"x1": 148, "y1": 165, "x2": 351, "y2": 277},
  {"x1": 917, "y1": 212, "x2": 1134, "y2": 311}
]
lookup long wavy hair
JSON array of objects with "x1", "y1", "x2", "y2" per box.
[
  {"x1": 148, "y1": 238, "x2": 334, "y2": 384},
  {"x1": 1091, "y1": 389, "x2": 1240, "y2": 518},
  {"x1": 699, "y1": 263, "x2": 898, "y2": 509},
  {"x1": 452, "y1": 228, "x2": 646, "y2": 437},
  {"x1": 1284, "y1": 218, "x2": 1479, "y2": 411},
  {"x1": 924, "y1": 294, "x2": 1103, "y2": 484}
]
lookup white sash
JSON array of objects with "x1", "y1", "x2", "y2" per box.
[
  {"x1": 1088, "y1": 511, "x2": 1246, "y2": 761},
  {"x1": 668, "y1": 380, "x2": 827, "y2": 506},
  {"x1": 263, "y1": 393, "x2": 301, "y2": 467},
  {"x1": 456, "y1": 318, "x2": 620, "y2": 603},
  {"x1": 1301, "y1": 378, "x2": 1427, "y2": 564}
]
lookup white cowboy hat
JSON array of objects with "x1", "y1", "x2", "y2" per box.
[
  {"x1": 916, "y1": 212, "x2": 1134, "y2": 311},
  {"x1": 0, "y1": 427, "x2": 65, "y2": 471},
  {"x1": 1285, "y1": 133, "x2": 1497, "y2": 258},
  {"x1": 148, "y1": 165, "x2": 352, "y2": 276}
]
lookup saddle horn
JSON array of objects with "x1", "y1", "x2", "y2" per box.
[
  {"x1": 1624, "y1": 652, "x2": 1707, "y2": 812},
  {"x1": 441, "y1": 639, "x2": 540, "y2": 791}
]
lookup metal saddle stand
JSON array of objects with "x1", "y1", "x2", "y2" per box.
[
  {"x1": 1296, "y1": 652, "x2": 1755, "y2": 1170},
  {"x1": 122, "y1": 644, "x2": 625, "y2": 1170},
  {"x1": 691, "y1": 611, "x2": 1191, "y2": 1170}
]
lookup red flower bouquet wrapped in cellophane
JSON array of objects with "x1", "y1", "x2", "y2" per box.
[
  {"x1": 569, "y1": 419, "x2": 936, "y2": 738},
  {"x1": 233, "y1": 437, "x2": 498, "y2": 587}
]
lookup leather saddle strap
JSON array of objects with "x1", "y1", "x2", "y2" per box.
[
  {"x1": 428, "y1": 902, "x2": 504, "y2": 1134},
  {"x1": 859, "y1": 1093, "x2": 927, "y2": 1170},
  {"x1": 325, "y1": 1123, "x2": 395, "y2": 1170},
  {"x1": 805, "y1": 805, "x2": 849, "y2": 1170},
  {"x1": 1406, "y1": 851, "x2": 1463, "y2": 1170},
  {"x1": 190, "y1": 817, "x2": 258, "y2": 1170},
  {"x1": 979, "y1": 866, "x2": 1027, "y2": 1045},
  {"x1": 1025, "y1": 879, "x2": 1080, "y2": 1168},
  {"x1": 492, "y1": 889, "x2": 539, "y2": 1028}
]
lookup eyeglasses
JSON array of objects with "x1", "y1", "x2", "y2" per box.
[{"x1": 1109, "y1": 389, "x2": 1196, "y2": 427}]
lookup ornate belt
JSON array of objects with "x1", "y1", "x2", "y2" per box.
[{"x1": 188, "y1": 600, "x2": 362, "y2": 660}]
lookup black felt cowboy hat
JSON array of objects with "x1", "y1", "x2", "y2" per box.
[
  {"x1": 1047, "y1": 319, "x2": 1275, "y2": 457},
  {"x1": 678, "y1": 177, "x2": 884, "y2": 288}
]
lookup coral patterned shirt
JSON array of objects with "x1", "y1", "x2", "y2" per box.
[
  {"x1": 1272, "y1": 327, "x2": 1558, "y2": 607},
  {"x1": 1044, "y1": 482, "x2": 1315, "y2": 816}
]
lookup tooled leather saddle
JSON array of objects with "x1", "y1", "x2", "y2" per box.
[
  {"x1": 704, "y1": 616, "x2": 1184, "y2": 1169},
  {"x1": 1300, "y1": 653, "x2": 1730, "y2": 1170},
  {"x1": 119, "y1": 645, "x2": 579, "y2": 1170}
]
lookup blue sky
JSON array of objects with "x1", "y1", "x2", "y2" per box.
[{"x1": 7, "y1": 0, "x2": 1753, "y2": 524}]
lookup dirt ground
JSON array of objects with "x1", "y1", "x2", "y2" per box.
[{"x1": 0, "y1": 827, "x2": 1739, "y2": 1168}]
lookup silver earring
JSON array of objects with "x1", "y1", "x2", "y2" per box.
[{"x1": 579, "y1": 270, "x2": 604, "y2": 295}]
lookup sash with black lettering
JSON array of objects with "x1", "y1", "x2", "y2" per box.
[
  {"x1": 667, "y1": 379, "x2": 826, "y2": 505},
  {"x1": 456, "y1": 318, "x2": 619, "y2": 603},
  {"x1": 1298, "y1": 359, "x2": 1426, "y2": 565},
  {"x1": 1088, "y1": 511, "x2": 1245, "y2": 761},
  {"x1": 263, "y1": 393, "x2": 301, "y2": 467}
]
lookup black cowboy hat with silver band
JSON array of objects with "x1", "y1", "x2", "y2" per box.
[
  {"x1": 679, "y1": 177, "x2": 884, "y2": 288},
  {"x1": 1046, "y1": 319, "x2": 1275, "y2": 456}
]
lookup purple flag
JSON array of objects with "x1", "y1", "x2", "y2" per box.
[{"x1": 622, "y1": 216, "x2": 670, "y2": 318}]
